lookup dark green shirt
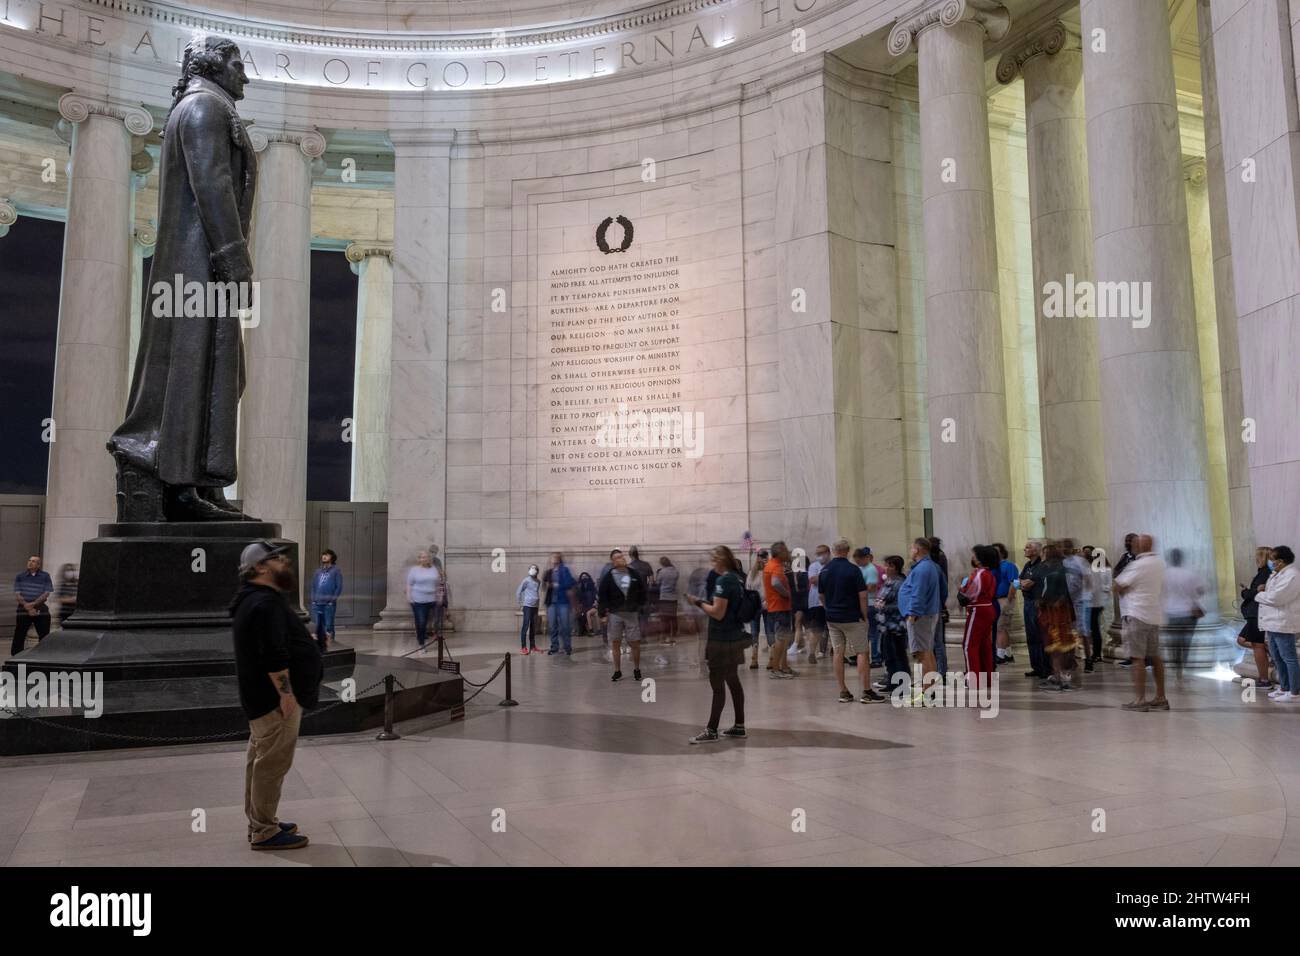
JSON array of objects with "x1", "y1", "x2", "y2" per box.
[{"x1": 707, "y1": 572, "x2": 747, "y2": 641}]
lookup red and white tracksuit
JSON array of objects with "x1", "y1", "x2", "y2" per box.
[{"x1": 961, "y1": 567, "x2": 996, "y2": 682}]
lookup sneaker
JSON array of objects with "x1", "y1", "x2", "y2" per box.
[
  {"x1": 837, "y1": 690, "x2": 855, "y2": 703},
  {"x1": 1256, "y1": 680, "x2": 1275, "y2": 690},
  {"x1": 251, "y1": 830, "x2": 310, "y2": 851},
  {"x1": 872, "y1": 679, "x2": 890, "y2": 692},
  {"x1": 1084, "y1": 661, "x2": 1093, "y2": 673},
  {"x1": 1147, "y1": 697, "x2": 1170, "y2": 710},
  {"x1": 909, "y1": 691, "x2": 927, "y2": 707},
  {"x1": 547, "y1": 649, "x2": 558, "y2": 656},
  {"x1": 278, "y1": 821, "x2": 298, "y2": 834},
  {"x1": 1270, "y1": 691, "x2": 1296, "y2": 702},
  {"x1": 1117, "y1": 659, "x2": 1132, "y2": 668},
  {"x1": 521, "y1": 647, "x2": 530, "y2": 655},
  {"x1": 1268, "y1": 688, "x2": 1287, "y2": 699},
  {"x1": 860, "y1": 690, "x2": 886, "y2": 704},
  {"x1": 769, "y1": 670, "x2": 784, "y2": 679},
  {"x1": 781, "y1": 667, "x2": 798, "y2": 677},
  {"x1": 1059, "y1": 681, "x2": 1076, "y2": 692},
  {"x1": 689, "y1": 729, "x2": 720, "y2": 744},
  {"x1": 1121, "y1": 700, "x2": 1150, "y2": 712},
  {"x1": 721, "y1": 725, "x2": 747, "y2": 738},
  {"x1": 611, "y1": 670, "x2": 623, "y2": 682},
  {"x1": 1002, "y1": 654, "x2": 1016, "y2": 664},
  {"x1": 633, "y1": 668, "x2": 642, "y2": 681}
]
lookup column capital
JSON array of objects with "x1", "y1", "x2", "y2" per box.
[
  {"x1": 133, "y1": 222, "x2": 157, "y2": 253},
  {"x1": 57, "y1": 92, "x2": 153, "y2": 137},
  {"x1": 346, "y1": 241, "x2": 394, "y2": 274},
  {"x1": 995, "y1": 20, "x2": 1080, "y2": 84},
  {"x1": 0, "y1": 198, "x2": 16, "y2": 238},
  {"x1": 888, "y1": 0, "x2": 1010, "y2": 57},
  {"x1": 1183, "y1": 155, "x2": 1207, "y2": 186},
  {"x1": 248, "y1": 126, "x2": 327, "y2": 158}
]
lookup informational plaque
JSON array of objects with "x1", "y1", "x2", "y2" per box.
[{"x1": 539, "y1": 214, "x2": 695, "y2": 490}]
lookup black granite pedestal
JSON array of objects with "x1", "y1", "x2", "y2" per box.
[{"x1": 1, "y1": 522, "x2": 462, "y2": 755}]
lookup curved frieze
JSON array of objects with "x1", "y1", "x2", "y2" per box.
[{"x1": 0, "y1": 0, "x2": 842, "y2": 94}]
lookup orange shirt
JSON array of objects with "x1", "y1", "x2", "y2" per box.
[{"x1": 763, "y1": 557, "x2": 792, "y2": 612}]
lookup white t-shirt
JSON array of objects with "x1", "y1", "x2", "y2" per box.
[
  {"x1": 612, "y1": 568, "x2": 632, "y2": 596},
  {"x1": 1114, "y1": 552, "x2": 1165, "y2": 626}
]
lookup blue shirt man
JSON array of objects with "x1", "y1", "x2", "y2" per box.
[
  {"x1": 997, "y1": 558, "x2": 1019, "y2": 599},
  {"x1": 898, "y1": 555, "x2": 942, "y2": 618},
  {"x1": 12, "y1": 557, "x2": 54, "y2": 657},
  {"x1": 309, "y1": 551, "x2": 343, "y2": 649},
  {"x1": 819, "y1": 555, "x2": 867, "y2": 623}
]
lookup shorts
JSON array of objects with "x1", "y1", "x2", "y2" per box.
[
  {"x1": 827, "y1": 620, "x2": 869, "y2": 655},
  {"x1": 705, "y1": 639, "x2": 748, "y2": 671},
  {"x1": 804, "y1": 606, "x2": 826, "y2": 631},
  {"x1": 1122, "y1": 616, "x2": 1161, "y2": 659},
  {"x1": 763, "y1": 610, "x2": 793, "y2": 646},
  {"x1": 906, "y1": 613, "x2": 938, "y2": 654},
  {"x1": 608, "y1": 611, "x2": 642, "y2": 643}
]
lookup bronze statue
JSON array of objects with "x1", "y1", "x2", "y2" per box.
[{"x1": 107, "y1": 37, "x2": 258, "y2": 522}]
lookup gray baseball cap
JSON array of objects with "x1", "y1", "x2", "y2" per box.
[{"x1": 239, "y1": 539, "x2": 291, "y2": 574}]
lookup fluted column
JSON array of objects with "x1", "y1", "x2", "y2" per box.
[
  {"x1": 44, "y1": 92, "x2": 152, "y2": 576},
  {"x1": 1080, "y1": 0, "x2": 1218, "y2": 619},
  {"x1": 890, "y1": 0, "x2": 1014, "y2": 557},
  {"x1": 346, "y1": 241, "x2": 393, "y2": 502},
  {"x1": 1209, "y1": 0, "x2": 1300, "y2": 575},
  {"x1": 997, "y1": 22, "x2": 1108, "y2": 547},
  {"x1": 375, "y1": 130, "x2": 453, "y2": 631},
  {"x1": 241, "y1": 128, "x2": 324, "y2": 550},
  {"x1": 1196, "y1": 0, "x2": 1255, "y2": 593}
]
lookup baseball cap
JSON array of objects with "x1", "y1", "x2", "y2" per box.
[
  {"x1": 853, "y1": 547, "x2": 871, "y2": 559},
  {"x1": 239, "y1": 539, "x2": 291, "y2": 574}
]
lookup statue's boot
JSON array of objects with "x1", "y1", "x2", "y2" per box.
[
  {"x1": 113, "y1": 455, "x2": 166, "y2": 523},
  {"x1": 197, "y1": 486, "x2": 259, "y2": 522},
  {"x1": 166, "y1": 486, "x2": 241, "y2": 522}
]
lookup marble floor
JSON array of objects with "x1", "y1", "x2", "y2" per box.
[{"x1": 2, "y1": 628, "x2": 1298, "y2": 867}]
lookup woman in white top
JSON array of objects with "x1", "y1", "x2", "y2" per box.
[
  {"x1": 1256, "y1": 546, "x2": 1300, "y2": 701},
  {"x1": 406, "y1": 550, "x2": 441, "y2": 649}
]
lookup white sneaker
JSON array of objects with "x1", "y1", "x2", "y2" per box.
[
  {"x1": 1272, "y1": 691, "x2": 1297, "y2": 702},
  {"x1": 1268, "y1": 688, "x2": 1287, "y2": 699}
]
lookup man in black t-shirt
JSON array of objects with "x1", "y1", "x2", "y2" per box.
[{"x1": 230, "y1": 541, "x2": 321, "y2": 851}]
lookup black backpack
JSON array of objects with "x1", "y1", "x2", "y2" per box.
[{"x1": 734, "y1": 578, "x2": 762, "y2": 624}]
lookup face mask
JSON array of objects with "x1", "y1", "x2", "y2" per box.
[
  {"x1": 529, "y1": 566, "x2": 539, "y2": 577},
  {"x1": 1268, "y1": 560, "x2": 1276, "y2": 571}
]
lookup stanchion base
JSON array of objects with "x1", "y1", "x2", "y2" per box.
[
  {"x1": 498, "y1": 698, "x2": 519, "y2": 707},
  {"x1": 375, "y1": 731, "x2": 401, "y2": 741}
]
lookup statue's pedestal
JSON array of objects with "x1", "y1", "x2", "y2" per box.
[
  {"x1": 1, "y1": 522, "x2": 463, "y2": 755},
  {"x1": 7, "y1": 522, "x2": 353, "y2": 680}
]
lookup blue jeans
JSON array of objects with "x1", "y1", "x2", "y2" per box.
[
  {"x1": 868, "y1": 614, "x2": 881, "y2": 663},
  {"x1": 933, "y1": 614, "x2": 948, "y2": 674},
  {"x1": 411, "y1": 601, "x2": 435, "y2": 646},
  {"x1": 310, "y1": 602, "x2": 336, "y2": 647},
  {"x1": 548, "y1": 603, "x2": 573, "y2": 653},
  {"x1": 519, "y1": 606, "x2": 538, "y2": 648},
  {"x1": 1267, "y1": 632, "x2": 1299, "y2": 692},
  {"x1": 1024, "y1": 601, "x2": 1048, "y2": 676}
]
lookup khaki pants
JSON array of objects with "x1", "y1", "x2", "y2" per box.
[{"x1": 245, "y1": 707, "x2": 301, "y2": 843}]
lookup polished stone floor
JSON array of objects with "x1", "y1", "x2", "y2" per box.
[{"x1": 2, "y1": 627, "x2": 1297, "y2": 867}]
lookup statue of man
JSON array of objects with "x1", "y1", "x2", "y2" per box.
[{"x1": 107, "y1": 37, "x2": 258, "y2": 522}]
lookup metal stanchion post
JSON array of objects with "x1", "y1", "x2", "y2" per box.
[
  {"x1": 375, "y1": 673, "x2": 401, "y2": 741},
  {"x1": 499, "y1": 652, "x2": 518, "y2": 707},
  {"x1": 437, "y1": 632, "x2": 445, "y2": 668}
]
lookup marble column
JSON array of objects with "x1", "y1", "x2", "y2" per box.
[
  {"x1": 1210, "y1": 0, "x2": 1300, "y2": 573},
  {"x1": 997, "y1": 22, "x2": 1108, "y2": 548},
  {"x1": 375, "y1": 130, "x2": 453, "y2": 631},
  {"x1": 44, "y1": 92, "x2": 151, "y2": 576},
  {"x1": 1079, "y1": 0, "x2": 1219, "y2": 618},
  {"x1": 128, "y1": 221, "x2": 156, "y2": 383},
  {"x1": 889, "y1": 0, "x2": 1015, "y2": 558},
  {"x1": 241, "y1": 128, "x2": 325, "y2": 551},
  {"x1": 345, "y1": 241, "x2": 393, "y2": 502},
  {"x1": 1196, "y1": 0, "x2": 1255, "y2": 593}
]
